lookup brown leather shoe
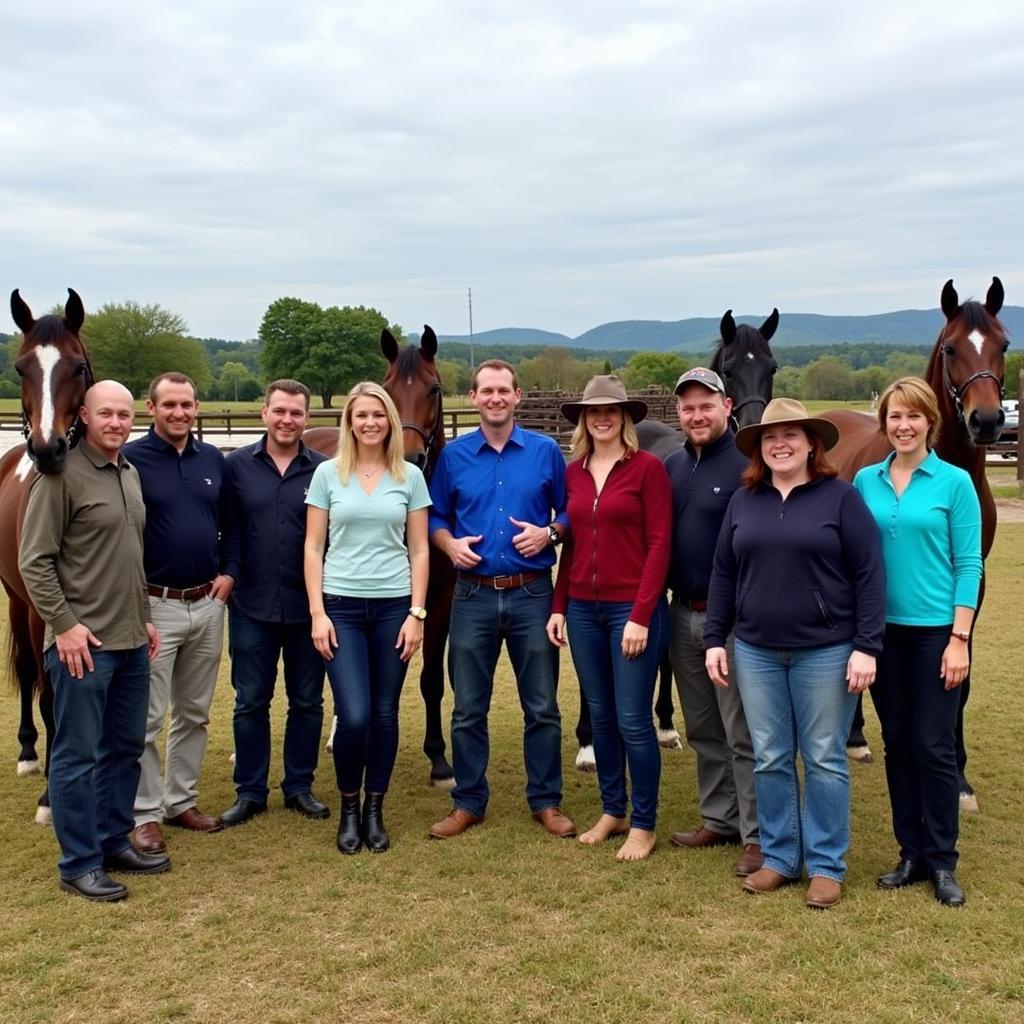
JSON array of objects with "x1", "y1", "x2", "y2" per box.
[
  {"x1": 806, "y1": 876, "x2": 842, "y2": 909},
  {"x1": 132, "y1": 821, "x2": 167, "y2": 854},
  {"x1": 670, "y1": 825, "x2": 741, "y2": 849},
  {"x1": 429, "y1": 808, "x2": 483, "y2": 839},
  {"x1": 735, "y1": 843, "x2": 764, "y2": 877},
  {"x1": 742, "y1": 867, "x2": 801, "y2": 894},
  {"x1": 165, "y1": 807, "x2": 223, "y2": 833},
  {"x1": 532, "y1": 806, "x2": 577, "y2": 838}
]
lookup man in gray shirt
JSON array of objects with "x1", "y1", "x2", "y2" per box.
[{"x1": 20, "y1": 380, "x2": 165, "y2": 901}]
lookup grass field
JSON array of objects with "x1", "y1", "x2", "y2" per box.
[{"x1": 1, "y1": 529, "x2": 1023, "y2": 1024}]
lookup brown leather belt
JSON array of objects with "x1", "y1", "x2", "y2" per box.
[
  {"x1": 147, "y1": 581, "x2": 214, "y2": 602},
  {"x1": 673, "y1": 596, "x2": 707, "y2": 612},
  {"x1": 460, "y1": 571, "x2": 545, "y2": 590}
]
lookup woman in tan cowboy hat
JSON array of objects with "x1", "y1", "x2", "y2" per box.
[
  {"x1": 545, "y1": 375, "x2": 672, "y2": 861},
  {"x1": 703, "y1": 398, "x2": 886, "y2": 907}
]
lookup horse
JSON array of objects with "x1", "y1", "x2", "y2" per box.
[
  {"x1": 0, "y1": 288, "x2": 94, "y2": 823},
  {"x1": 304, "y1": 325, "x2": 455, "y2": 788},
  {"x1": 574, "y1": 306, "x2": 779, "y2": 769},
  {"x1": 822, "y1": 277, "x2": 1008, "y2": 812}
]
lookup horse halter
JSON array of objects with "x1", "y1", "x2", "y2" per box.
[
  {"x1": 400, "y1": 381, "x2": 444, "y2": 479},
  {"x1": 940, "y1": 343, "x2": 1003, "y2": 422}
]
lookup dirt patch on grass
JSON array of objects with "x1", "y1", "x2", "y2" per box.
[{"x1": 996, "y1": 498, "x2": 1024, "y2": 524}]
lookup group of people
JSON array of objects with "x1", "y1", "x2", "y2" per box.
[{"x1": 18, "y1": 360, "x2": 980, "y2": 911}]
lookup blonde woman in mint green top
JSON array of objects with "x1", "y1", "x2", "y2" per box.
[
  {"x1": 853, "y1": 377, "x2": 980, "y2": 908},
  {"x1": 304, "y1": 382, "x2": 430, "y2": 855}
]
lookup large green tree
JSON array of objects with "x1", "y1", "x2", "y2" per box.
[
  {"x1": 259, "y1": 298, "x2": 395, "y2": 407},
  {"x1": 84, "y1": 301, "x2": 211, "y2": 398},
  {"x1": 621, "y1": 351, "x2": 688, "y2": 392}
]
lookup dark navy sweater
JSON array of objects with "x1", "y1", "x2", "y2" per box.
[
  {"x1": 704, "y1": 475, "x2": 886, "y2": 655},
  {"x1": 664, "y1": 431, "x2": 748, "y2": 602}
]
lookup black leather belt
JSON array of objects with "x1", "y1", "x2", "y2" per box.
[{"x1": 146, "y1": 582, "x2": 214, "y2": 602}]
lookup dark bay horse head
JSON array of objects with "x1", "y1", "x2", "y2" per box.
[
  {"x1": 929, "y1": 277, "x2": 1008, "y2": 446},
  {"x1": 380, "y1": 325, "x2": 445, "y2": 478},
  {"x1": 9, "y1": 288, "x2": 94, "y2": 474},
  {"x1": 710, "y1": 308, "x2": 779, "y2": 428}
]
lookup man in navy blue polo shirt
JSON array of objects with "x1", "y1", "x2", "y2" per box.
[
  {"x1": 218, "y1": 379, "x2": 330, "y2": 827},
  {"x1": 123, "y1": 372, "x2": 234, "y2": 856},
  {"x1": 427, "y1": 360, "x2": 576, "y2": 840}
]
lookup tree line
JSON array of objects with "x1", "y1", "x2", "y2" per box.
[{"x1": 2, "y1": 300, "x2": 1019, "y2": 406}]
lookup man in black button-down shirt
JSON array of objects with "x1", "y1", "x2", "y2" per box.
[{"x1": 219, "y1": 380, "x2": 329, "y2": 826}]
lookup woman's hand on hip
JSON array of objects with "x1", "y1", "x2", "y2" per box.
[
  {"x1": 311, "y1": 612, "x2": 337, "y2": 661},
  {"x1": 705, "y1": 646, "x2": 730, "y2": 688},
  {"x1": 846, "y1": 651, "x2": 876, "y2": 693}
]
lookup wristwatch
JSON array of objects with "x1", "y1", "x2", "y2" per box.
[
  {"x1": 950, "y1": 629, "x2": 970, "y2": 642},
  {"x1": 548, "y1": 524, "x2": 562, "y2": 546},
  {"x1": 408, "y1": 606, "x2": 427, "y2": 621}
]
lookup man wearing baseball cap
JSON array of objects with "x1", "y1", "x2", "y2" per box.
[{"x1": 664, "y1": 368, "x2": 761, "y2": 876}]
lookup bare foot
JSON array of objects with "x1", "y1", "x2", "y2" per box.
[
  {"x1": 615, "y1": 828, "x2": 656, "y2": 862},
  {"x1": 577, "y1": 814, "x2": 628, "y2": 845}
]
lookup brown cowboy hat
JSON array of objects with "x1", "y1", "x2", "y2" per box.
[
  {"x1": 560, "y1": 375, "x2": 648, "y2": 425},
  {"x1": 734, "y1": 397, "x2": 840, "y2": 457}
]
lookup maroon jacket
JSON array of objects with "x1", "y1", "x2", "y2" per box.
[{"x1": 552, "y1": 449, "x2": 671, "y2": 627}]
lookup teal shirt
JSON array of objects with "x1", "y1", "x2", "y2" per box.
[
  {"x1": 853, "y1": 450, "x2": 981, "y2": 625},
  {"x1": 306, "y1": 461, "x2": 431, "y2": 598}
]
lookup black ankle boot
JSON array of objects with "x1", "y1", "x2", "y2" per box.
[
  {"x1": 362, "y1": 792, "x2": 390, "y2": 852},
  {"x1": 337, "y1": 793, "x2": 362, "y2": 854}
]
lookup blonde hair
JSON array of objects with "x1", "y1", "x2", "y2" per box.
[
  {"x1": 877, "y1": 376, "x2": 940, "y2": 449},
  {"x1": 570, "y1": 406, "x2": 640, "y2": 460},
  {"x1": 336, "y1": 382, "x2": 407, "y2": 484}
]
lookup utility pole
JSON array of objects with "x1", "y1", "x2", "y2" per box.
[{"x1": 468, "y1": 286, "x2": 475, "y2": 369}]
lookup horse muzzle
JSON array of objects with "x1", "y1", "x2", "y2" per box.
[
  {"x1": 966, "y1": 406, "x2": 1005, "y2": 447},
  {"x1": 27, "y1": 435, "x2": 69, "y2": 475}
]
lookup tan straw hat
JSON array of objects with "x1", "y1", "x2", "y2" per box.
[
  {"x1": 734, "y1": 397, "x2": 840, "y2": 458},
  {"x1": 560, "y1": 375, "x2": 648, "y2": 425}
]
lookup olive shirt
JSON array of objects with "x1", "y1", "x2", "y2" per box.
[{"x1": 18, "y1": 441, "x2": 151, "y2": 652}]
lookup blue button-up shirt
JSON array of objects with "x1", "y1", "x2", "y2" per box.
[
  {"x1": 222, "y1": 436, "x2": 328, "y2": 623},
  {"x1": 428, "y1": 424, "x2": 567, "y2": 577},
  {"x1": 123, "y1": 427, "x2": 226, "y2": 589}
]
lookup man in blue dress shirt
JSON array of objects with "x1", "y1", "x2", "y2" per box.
[
  {"x1": 427, "y1": 361, "x2": 576, "y2": 840},
  {"x1": 123, "y1": 373, "x2": 234, "y2": 855},
  {"x1": 218, "y1": 380, "x2": 330, "y2": 826}
]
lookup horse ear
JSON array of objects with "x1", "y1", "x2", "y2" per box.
[
  {"x1": 65, "y1": 288, "x2": 85, "y2": 333},
  {"x1": 380, "y1": 328, "x2": 400, "y2": 364},
  {"x1": 720, "y1": 309, "x2": 736, "y2": 345},
  {"x1": 941, "y1": 279, "x2": 960, "y2": 321},
  {"x1": 985, "y1": 276, "x2": 1004, "y2": 317},
  {"x1": 10, "y1": 289, "x2": 34, "y2": 334},
  {"x1": 760, "y1": 307, "x2": 779, "y2": 342},
  {"x1": 420, "y1": 325, "x2": 437, "y2": 362}
]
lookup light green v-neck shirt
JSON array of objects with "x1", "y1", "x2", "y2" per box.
[{"x1": 306, "y1": 461, "x2": 430, "y2": 597}]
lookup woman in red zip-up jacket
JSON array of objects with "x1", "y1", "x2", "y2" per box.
[{"x1": 546, "y1": 376, "x2": 671, "y2": 861}]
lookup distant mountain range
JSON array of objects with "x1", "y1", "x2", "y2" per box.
[{"x1": 428, "y1": 305, "x2": 1023, "y2": 352}]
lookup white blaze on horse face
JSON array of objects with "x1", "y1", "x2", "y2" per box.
[
  {"x1": 33, "y1": 345, "x2": 63, "y2": 444},
  {"x1": 968, "y1": 329, "x2": 986, "y2": 356}
]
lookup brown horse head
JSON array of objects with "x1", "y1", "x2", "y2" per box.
[
  {"x1": 711, "y1": 307, "x2": 779, "y2": 428},
  {"x1": 930, "y1": 277, "x2": 1008, "y2": 446},
  {"x1": 380, "y1": 325, "x2": 445, "y2": 476},
  {"x1": 10, "y1": 288, "x2": 94, "y2": 474}
]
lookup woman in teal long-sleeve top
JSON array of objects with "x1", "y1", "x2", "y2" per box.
[{"x1": 854, "y1": 377, "x2": 981, "y2": 908}]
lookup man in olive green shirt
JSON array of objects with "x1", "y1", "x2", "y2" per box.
[{"x1": 19, "y1": 380, "x2": 165, "y2": 901}]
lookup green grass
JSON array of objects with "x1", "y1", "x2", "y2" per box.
[{"x1": 1, "y1": 528, "x2": 1023, "y2": 1023}]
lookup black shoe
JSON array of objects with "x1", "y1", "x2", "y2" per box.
[
  {"x1": 104, "y1": 845, "x2": 171, "y2": 875},
  {"x1": 219, "y1": 799, "x2": 268, "y2": 828},
  {"x1": 284, "y1": 791, "x2": 331, "y2": 819},
  {"x1": 361, "y1": 792, "x2": 390, "y2": 853},
  {"x1": 59, "y1": 869, "x2": 128, "y2": 902},
  {"x1": 877, "y1": 858, "x2": 929, "y2": 890},
  {"x1": 931, "y1": 869, "x2": 966, "y2": 907},
  {"x1": 337, "y1": 792, "x2": 362, "y2": 854}
]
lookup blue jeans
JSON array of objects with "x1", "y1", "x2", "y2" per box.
[
  {"x1": 567, "y1": 598, "x2": 668, "y2": 831},
  {"x1": 44, "y1": 645, "x2": 149, "y2": 880},
  {"x1": 447, "y1": 573, "x2": 562, "y2": 817},
  {"x1": 733, "y1": 639, "x2": 857, "y2": 882},
  {"x1": 228, "y1": 606, "x2": 325, "y2": 802},
  {"x1": 322, "y1": 595, "x2": 410, "y2": 794}
]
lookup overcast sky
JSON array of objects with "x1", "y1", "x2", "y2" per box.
[{"x1": 2, "y1": 2, "x2": 1022, "y2": 340}]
